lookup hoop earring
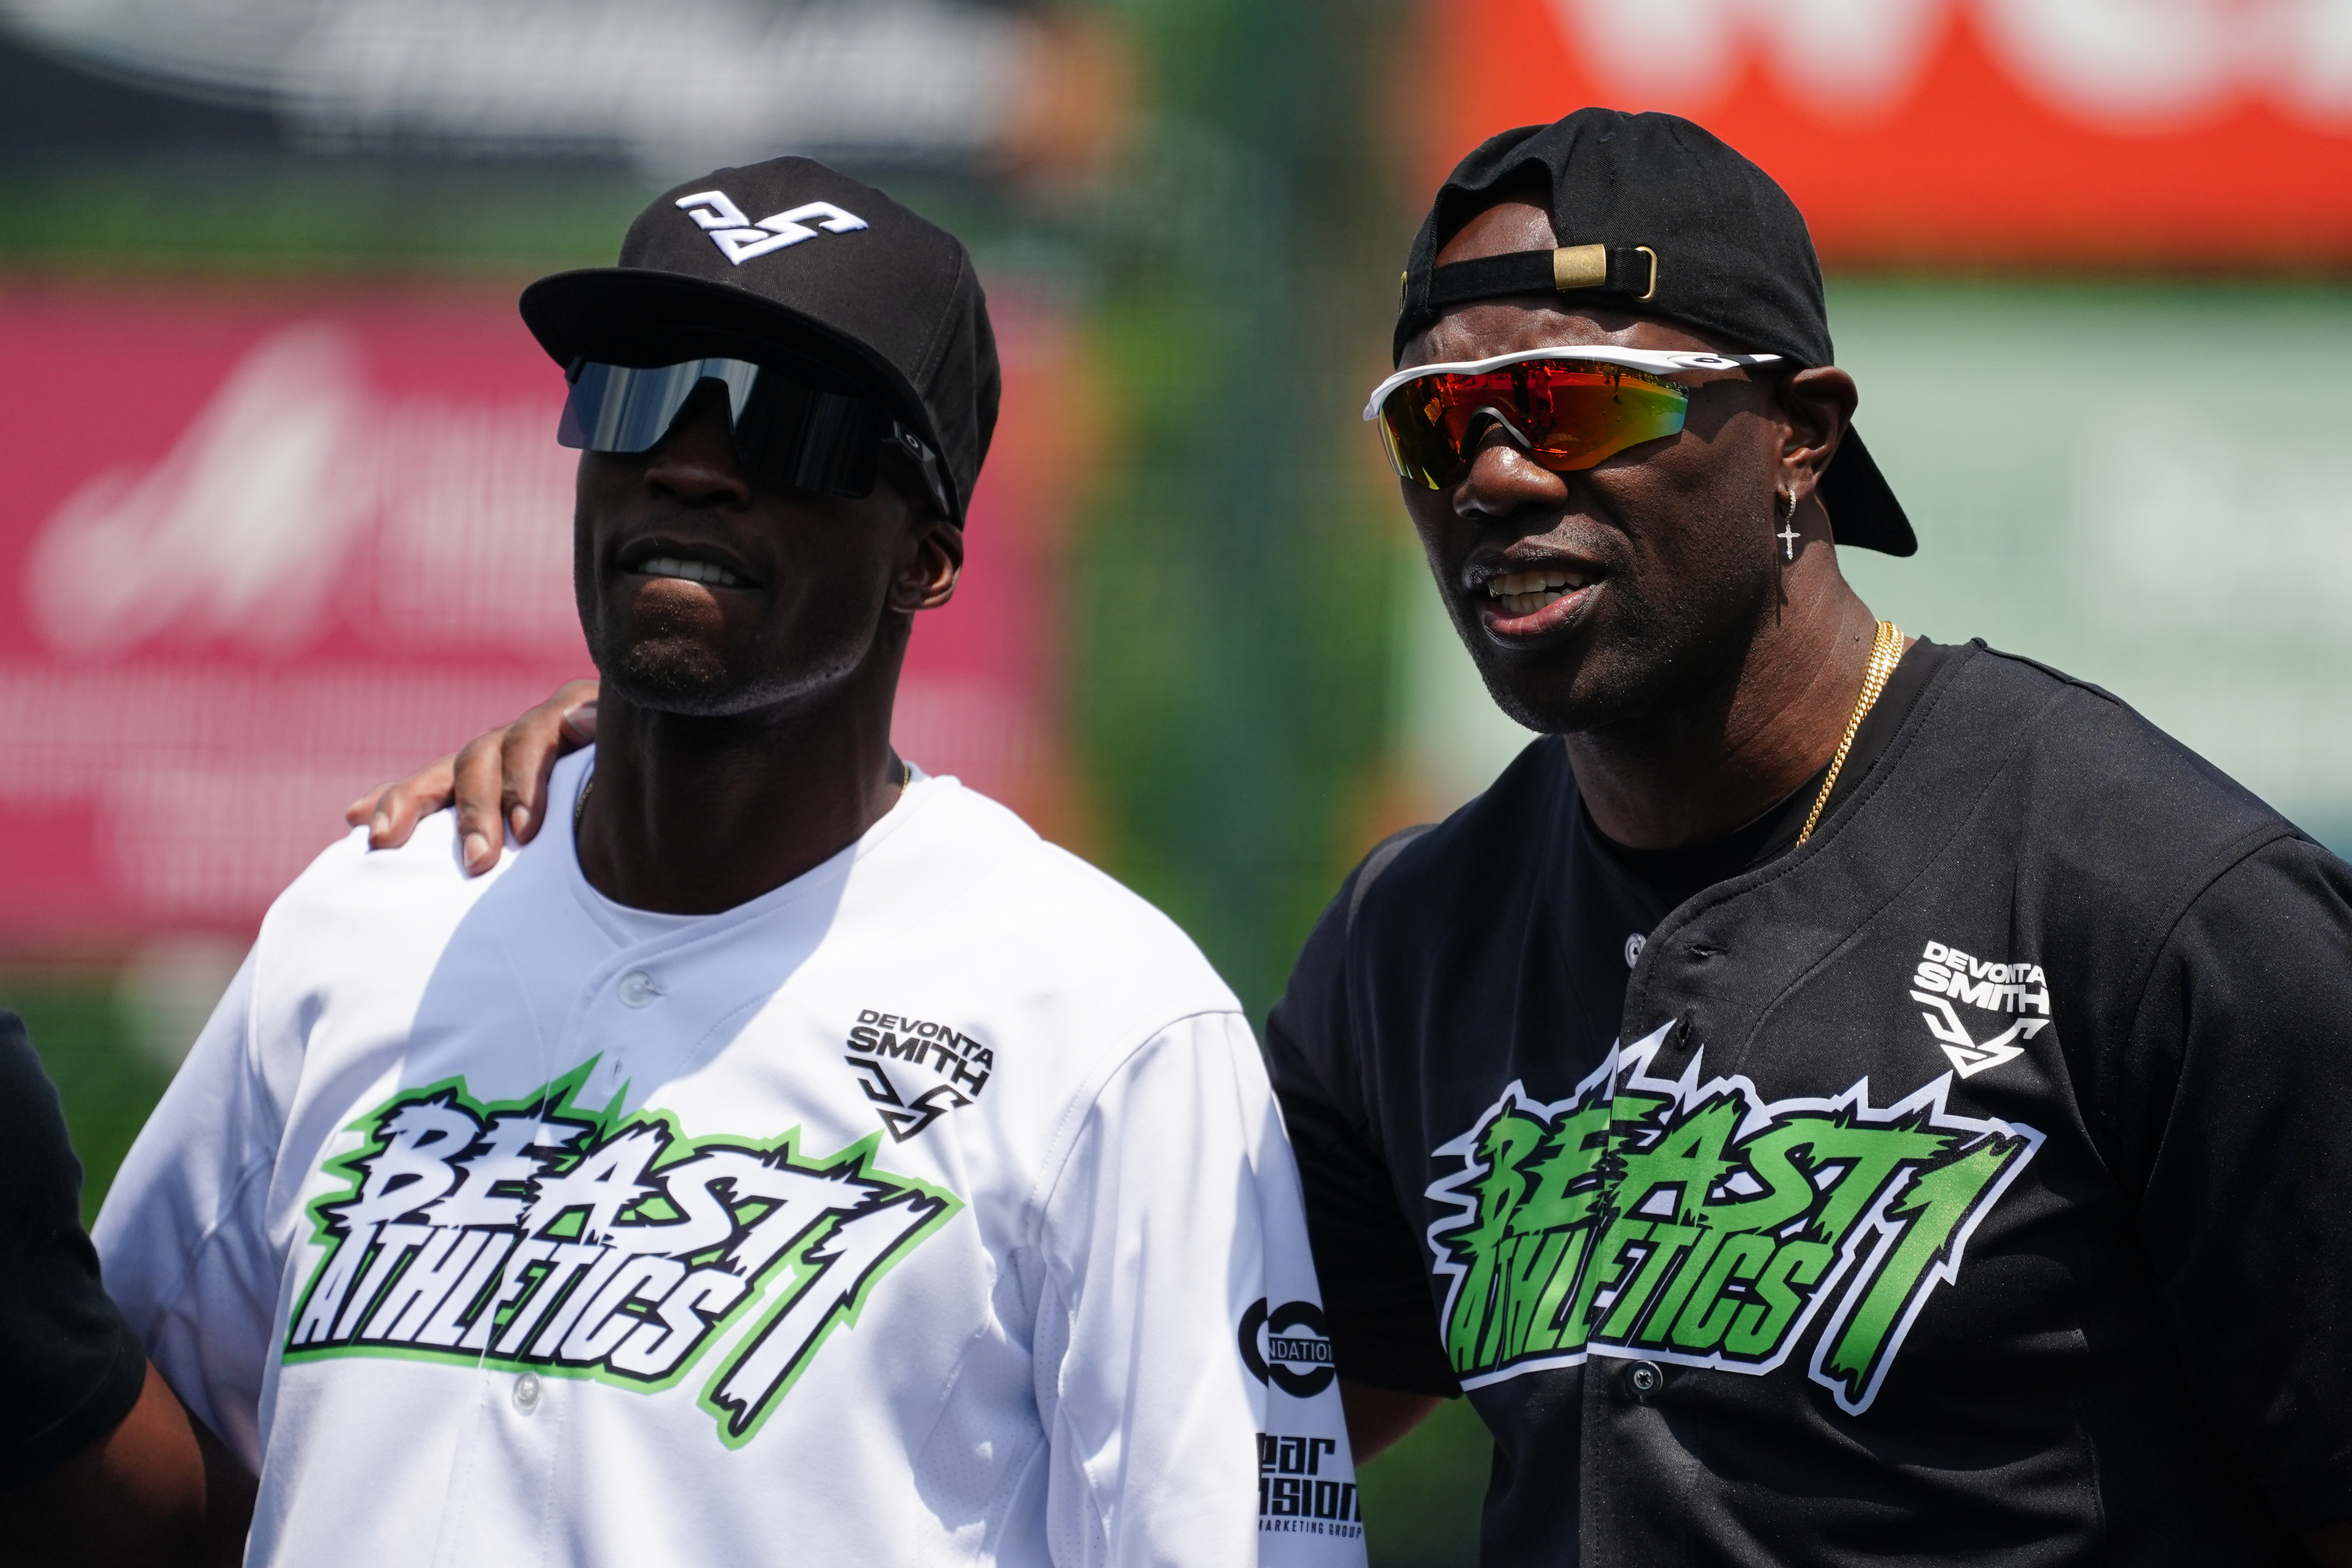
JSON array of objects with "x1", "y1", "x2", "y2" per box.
[{"x1": 1777, "y1": 488, "x2": 1800, "y2": 561}]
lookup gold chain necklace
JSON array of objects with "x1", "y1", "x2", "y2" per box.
[
  {"x1": 1794, "y1": 619, "x2": 1904, "y2": 848},
  {"x1": 572, "y1": 758, "x2": 909, "y2": 834}
]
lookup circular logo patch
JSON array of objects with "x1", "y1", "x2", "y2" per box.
[{"x1": 1238, "y1": 1297, "x2": 1338, "y2": 1398}]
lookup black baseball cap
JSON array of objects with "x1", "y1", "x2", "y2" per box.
[
  {"x1": 521, "y1": 156, "x2": 999, "y2": 525},
  {"x1": 1394, "y1": 109, "x2": 1915, "y2": 557}
]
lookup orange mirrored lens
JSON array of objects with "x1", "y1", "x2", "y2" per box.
[{"x1": 1377, "y1": 361, "x2": 1689, "y2": 488}]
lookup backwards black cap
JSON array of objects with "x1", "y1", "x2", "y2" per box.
[
  {"x1": 521, "y1": 156, "x2": 999, "y2": 525},
  {"x1": 1395, "y1": 109, "x2": 1914, "y2": 557}
]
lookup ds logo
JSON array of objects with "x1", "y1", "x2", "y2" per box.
[
  {"x1": 1240, "y1": 1298, "x2": 1337, "y2": 1397},
  {"x1": 674, "y1": 191, "x2": 868, "y2": 265}
]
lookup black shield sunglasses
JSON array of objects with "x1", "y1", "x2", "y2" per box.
[{"x1": 557, "y1": 356, "x2": 951, "y2": 520}]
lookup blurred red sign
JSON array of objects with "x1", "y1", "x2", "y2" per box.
[
  {"x1": 0, "y1": 283, "x2": 1083, "y2": 945},
  {"x1": 1422, "y1": 0, "x2": 2352, "y2": 265}
]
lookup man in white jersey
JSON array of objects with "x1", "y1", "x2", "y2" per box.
[{"x1": 94, "y1": 156, "x2": 1361, "y2": 1568}]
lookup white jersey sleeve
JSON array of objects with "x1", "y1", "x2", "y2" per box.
[
  {"x1": 92, "y1": 946, "x2": 280, "y2": 1469},
  {"x1": 1035, "y1": 1011, "x2": 1365, "y2": 1568}
]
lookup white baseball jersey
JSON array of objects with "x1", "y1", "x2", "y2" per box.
[{"x1": 96, "y1": 753, "x2": 1365, "y2": 1568}]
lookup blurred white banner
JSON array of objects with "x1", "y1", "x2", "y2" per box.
[{"x1": 0, "y1": 0, "x2": 1027, "y2": 168}]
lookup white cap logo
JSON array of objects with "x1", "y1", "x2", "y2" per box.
[{"x1": 674, "y1": 192, "x2": 868, "y2": 266}]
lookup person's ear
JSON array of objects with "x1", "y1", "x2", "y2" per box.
[
  {"x1": 1777, "y1": 367, "x2": 1858, "y2": 505},
  {"x1": 891, "y1": 519, "x2": 963, "y2": 613}
]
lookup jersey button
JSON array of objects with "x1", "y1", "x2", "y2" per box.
[
  {"x1": 618, "y1": 971, "x2": 659, "y2": 1008},
  {"x1": 1626, "y1": 1360, "x2": 1664, "y2": 1400},
  {"x1": 512, "y1": 1371, "x2": 542, "y2": 1414}
]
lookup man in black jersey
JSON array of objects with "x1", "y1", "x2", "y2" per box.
[
  {"x1": 352, "y1": 110, "x2": 2352, "y2": 1565},
  {"x1": 1270, "y1": 112, "x2": 2352, "y2": 1567}
]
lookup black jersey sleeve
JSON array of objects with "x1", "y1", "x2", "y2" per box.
[
  {"x1": 1266, "y1": 863, "x2": 1461, "y2": 1399},
  {"x1": 0, "y1": 1010, "x2": 149, "y2": 1484},
  {"x1": 2119, "y1": 836, "x2": 2352, "y2": 1533}
]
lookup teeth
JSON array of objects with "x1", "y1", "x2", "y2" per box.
[
  {"x1": 1486, "y1": 568, "x2": 1589, "y2": 618},
  {"x1": 639, "y1": 555, "x2": 744, "y2": 588},
  {"x1": 1489, "y1": 569, "x2": 1586, "y2": 596}
]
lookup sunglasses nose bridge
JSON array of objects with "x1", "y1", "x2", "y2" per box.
[
  {"x1": 685, "y1": 369, "x2": 754, "y2": 423},
  {"x1": 1462, "y1": 403, "x2": 1536, "y2": 458},
  {"x1": 1454, "y1": 428, "x2": 1578, "y2": 522},
  {"x1": 642, "y1": 381, "x2": 757, "y2": 487},
  {"x1": 646, "y1": 374, "x2": 759, "y2": 461}
]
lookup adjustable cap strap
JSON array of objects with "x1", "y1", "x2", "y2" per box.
[{"x1": 1424, "y1": 244, "x2": 1659, "y2": 309}]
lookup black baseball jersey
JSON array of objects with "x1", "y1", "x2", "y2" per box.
[
  {"x1": 0, "y1": 1009, "x2": 148, "y2": 1483},
  {"x1": 1268, "y1": 640, "x2": 2352, "y2": 1566}
]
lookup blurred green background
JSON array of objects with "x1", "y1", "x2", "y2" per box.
[{"x1": 6, "y1": 3, "x2": 2351, "y2": 1565}]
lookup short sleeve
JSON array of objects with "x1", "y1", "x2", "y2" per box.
[
  {"x1": 2123, "y1": 836, "x2": 2352, "y2": 1533},
  {"x1": 92, "y1": 949, "x2": 282, "y2": 1469},
  {"x1": 1035, "y1": 1012, "x2": 1365, "y2": 1568},
  {"x1": 0, "y1": 1011, "x2": 149, "y2": 1484},
  {"x1": 1263, "y1": 877, "x2": 1458, "y2": 1399}
]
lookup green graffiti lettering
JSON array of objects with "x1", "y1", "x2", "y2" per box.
[
  {"x1": 1706, "y1": 1118, "x2": 1834, "y2": 1236},
  {"x1": 1527, "y1": 1222, "x2": 1594, "y2": 1356},
  {"x1": 1441, "y1": 1107, "x2": 1551, "y2": 1371},
  {"x1": 1725, "y1": 1240, "x2": 1835, "y2": 1356},
  {"x1": 1516, "y1": 1103, "x2": 1611, "y2": 1234},
  {"x1": 1630, "y1": 1226, "x2": 1725, "y2": 1350},
  {"x1": 1578, "y1": 1217, "x2": 1651, "y2": 1346},
  {"x1": 1818, "y1": 1140, "x2": 2023, "y2": 1405},
  {"x1": 283, "y1": 1062, "x2": 960, "y2": 1449},
  {"x1": 1501, "y1": 1230, "x2": 1576, "y2": 1359},
  {"x1": 1614, "y1": 1099, "x2": 1740, "y2": 1226},
  {"x1": 1802, "y1": 1123, "x2": 1953, "y2": 1248},
  {"x1": 1668, "y1": 1232, "x2": 1775, "y2": 1353},
  {"x1": 1426, "y1": 1038, "x2": 2041, "y2": 1408},
  {"x1": 1596, "y1": 1222, "x2": 1701, "y2": 1342}
]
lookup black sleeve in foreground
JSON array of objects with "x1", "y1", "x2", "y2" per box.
[
  {"x1": 1266, "y1": 875, "x2": 1460, "y2": 1399},
  {"x1": 0, "y1": 1010, "x2": 149, "y2": 1486},
  {"x1": 2124, "y1": 838, "x2": 2352, "y2": 1534}
]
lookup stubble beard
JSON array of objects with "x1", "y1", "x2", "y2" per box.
[{"x1": 578, "y1": 578, "x2": 878, "y2": 722}]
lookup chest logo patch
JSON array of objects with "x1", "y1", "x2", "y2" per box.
[
  {"x1": 284, "y1": 1060, "x2": 960, "y2": 1448},
  {"x1": 1425, "y1": 1025, "x2": 2043, "y2": 1415},
  {"x1": 1909, "y1": 941, "x2": 2051, "y2": 1077},
  {"x1": 843, "y1": 1009, "x2": 995, "y2": 1141}
]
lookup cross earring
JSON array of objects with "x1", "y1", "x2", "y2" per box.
[{"x1": 1777, "y1": 488, "x2": 1800, "y2": 560}]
